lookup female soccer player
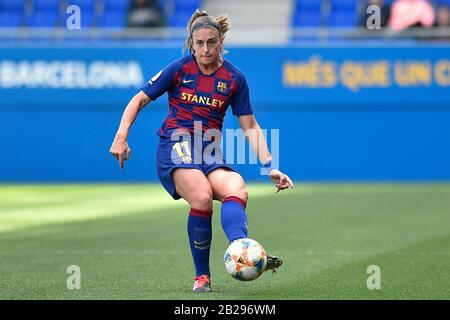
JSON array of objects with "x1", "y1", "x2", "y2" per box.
[{"x1": 109, "y1": 10, "x2": 294, "y2": 292}]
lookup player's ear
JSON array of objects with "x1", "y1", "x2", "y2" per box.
[{"x1": 220, "y1": 35, "x2": 224, "y2": 45}]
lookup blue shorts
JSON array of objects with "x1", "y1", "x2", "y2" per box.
[{"x1": 156, "y1": 135, "x2": 236, "y2": 200}]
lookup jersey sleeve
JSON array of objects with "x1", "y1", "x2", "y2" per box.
[
  {"x1": 231, "y1": 74, "x2": 253, "y2": 116},
  {"x1": 140, "y1": 60, "x2": 180, "y2": 101}
]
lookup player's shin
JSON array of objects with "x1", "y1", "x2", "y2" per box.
[
  {"x1": 220, "y1": 196, "x2": 248, "y2": 242},
  {"x1": 187, "y1": 208, "x2": 213, "y2": 277}
]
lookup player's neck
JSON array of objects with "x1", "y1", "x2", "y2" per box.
[{"x1": 196, "y1": 57, "x2": 224, "y2": 75}]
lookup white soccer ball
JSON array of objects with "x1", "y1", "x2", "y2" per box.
[{"x1": 224, "y1": 238, "x2": 267, "y2": 281}]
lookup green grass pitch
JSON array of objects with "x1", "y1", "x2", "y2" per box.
[{"x1": 0, "y1": 183, "x2": 449, "y2": 299}]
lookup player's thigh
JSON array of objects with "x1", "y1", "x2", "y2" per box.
[
  {"x1": 172, "y1": 168, "x2": 213, "y2": 210},
  {"x1": 207, "y1": 168, "x2": 248, "y2": 202}
]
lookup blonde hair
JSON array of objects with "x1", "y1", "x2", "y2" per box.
[{"x1": 184, "y1": 9, "x2": 230, "y2": 55}]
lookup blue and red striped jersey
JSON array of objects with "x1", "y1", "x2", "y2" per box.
[{"x1": 140, "y1": 54, "x2": 253, "y2": 137}]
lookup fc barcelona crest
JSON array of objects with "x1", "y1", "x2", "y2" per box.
[{"x1": 217, "y1": 81, "x2": 227, "y2": 93}]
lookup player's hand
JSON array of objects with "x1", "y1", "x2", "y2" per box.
[
  {"x1": 269, "y1": 169, "x2": 294, "y2": 193},
  {"x1": 109, "y1": 138, "x2": 131, "y2": 170}
]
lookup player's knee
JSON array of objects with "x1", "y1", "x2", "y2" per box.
[
  {"x1": 190, "y1": 191, "x2": 213, "y2": 210},
  {"x1": 225, "y1": 187, "x2": 248, "y2": 205},
  {"x1": 238, "y1": 188, "x2": 249, "y2": 204}
]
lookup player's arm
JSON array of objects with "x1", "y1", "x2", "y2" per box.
[
  {"x1": 238, "y1": 114, "x2": 294, "y2": 193},
  {"x1": 109, "y1": 91, "x2": 151, "y2": 169},
  {"x1": 109, "y1": 59, "x2": 179, "y2": 169},
  {"x1": 237, "y1": 114, "x2": 271, "y2": 165}
]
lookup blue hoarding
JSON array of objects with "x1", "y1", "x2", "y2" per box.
[{"x1": 1, "y1": 44, "x2": 449, "y2": 182}]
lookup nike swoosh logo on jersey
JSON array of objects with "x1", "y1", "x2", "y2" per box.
[
  {"x1": 183, "y1": 79, "x2": 194, "y2": 84},
  {"x1": 194, "y1": 240, "x2": 209, "y2": 245}
]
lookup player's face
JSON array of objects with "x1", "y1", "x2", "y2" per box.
[{"x1": 192, "y1": 28, "x2": 223, "y2": 68}]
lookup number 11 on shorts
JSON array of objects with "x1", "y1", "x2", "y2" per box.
[{"x1": 173, "y1": 141, "x2": 193, "y2": 164}]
